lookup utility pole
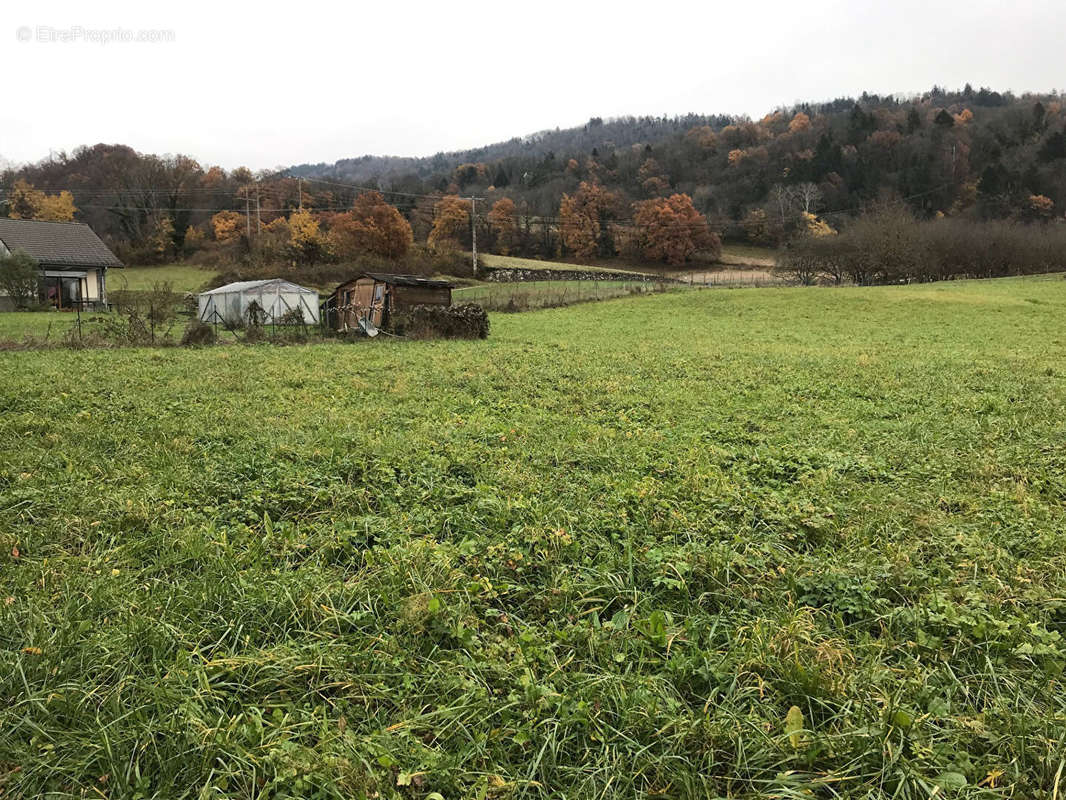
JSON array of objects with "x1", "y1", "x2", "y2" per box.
[
  {"x1": 298, "y1": 178, "x2": 303, "y2": 211},
  {"x1": 245, "y1": 193, "x2": 251, "y2": 239},
  {"x1": 255, "y1": 182, "x2": 261, "y2": 235},
  {"x1": 469, "y1": 196, "x2": 484, "y2": 277}
]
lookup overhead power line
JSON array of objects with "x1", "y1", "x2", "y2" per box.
[{"x1": 3, "y1": 175, "x2": 960, "y2": 234}]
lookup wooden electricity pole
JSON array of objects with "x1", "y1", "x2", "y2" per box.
[{"x1": 469, "y1": 196, "x2": 484, "y2": 277}]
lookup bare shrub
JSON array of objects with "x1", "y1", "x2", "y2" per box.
[
  {"x1": 791, "y1": 211, "x2": 1066, "y2": 284},
  {"x1": 180, "y1": 320, "x2": 216, "y2": 346},
  {"x1": 776, "y1": 240, "x2": 823, "y2": 285},
  {"x1": 275, "y1": 307, "x2": 310, "y2": 343},
  {"x1": 108, "y1": 281, "x2": 183, "y2": 342},
  {"x1": 278, "y1": 307, "x2": 306, "y2": 326}
]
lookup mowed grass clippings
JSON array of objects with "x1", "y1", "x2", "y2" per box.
[{"x1": 2, "y1": 276, "x2": 1065, "y2": 799}]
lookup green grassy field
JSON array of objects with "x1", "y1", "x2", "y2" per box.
[
  {"x1": 2, "y1": 276, "x2": 1065, "y2": 798},
  {"x1": 110, "y1": 263, "x2": 219, "y2": 293},
  {"x1": 0, "y1": 312, "x2": 81, "y2": 341}
]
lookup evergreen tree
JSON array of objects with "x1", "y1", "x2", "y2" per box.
[
  {"x1": 1033, "y1": 102, "x2": 1046, "y2": 131},
  {"x1": 848, "y1": 104, "x2": 875, "y2": 144},
  {"x1": 1039, "y1": 131, "x2": 1066, "y2": 162},
  {"x1": 906, "y1": 107, "x2": 923, "y2": 134}
]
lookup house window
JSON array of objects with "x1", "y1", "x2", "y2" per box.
[
  {"x1": 38, "y1": 276, "x2": 83, "y2": 309},
  {"x1": 373, "y1": 284, "x2": 384, "y2": 302}
]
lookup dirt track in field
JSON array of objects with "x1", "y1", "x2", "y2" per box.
[{"x1": 718, "y1": 252, "x2": 777, "y2": 268}]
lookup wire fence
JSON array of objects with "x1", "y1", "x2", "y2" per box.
[
  {"x1": 453, "y1": 280, "x2": 670, "y2": 312},
  {"x1": 3, "y1": 269, "x2": 786, "y2": 346},
  {"x1": 455, "y1": 269, "x2": 783, "y2": 312},
  {"x1": 678, "y1": 268, "x2": 782, "y2": 287}
]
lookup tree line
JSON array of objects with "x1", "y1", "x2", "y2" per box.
[
  {"x1": 0, "y1": 167, "x2": 718, "y2": 272},
  {"x1": 293, "y1": 84, "x2": 1065, "y2": 248},
  {"x1": 2, "y1": 84, "x2": 1064, "y2": 274},
  {"x1": 778, "y1": 208, "x2": 1066, "y2": 285}
]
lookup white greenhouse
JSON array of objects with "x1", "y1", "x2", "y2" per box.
[{"x1": 197, "y1": 279, "x2": 321, "y2": 326}]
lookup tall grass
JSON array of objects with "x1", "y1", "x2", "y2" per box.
[{"x1": 2, "y1": 278, "x2": 1066, "y2": 797}]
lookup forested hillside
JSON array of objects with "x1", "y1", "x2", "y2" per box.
[
  {"x1": 289, "y1": 85, "x2": 1065, "y2": 233},
  {"x1": 286, "y1": 115, "x2": 730, "y2": 185},
  {"x1": 2, "y1": 85, "x2": 1063, "y2": 268}
]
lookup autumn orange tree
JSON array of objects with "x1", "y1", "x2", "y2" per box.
[
  {"x1": 558, "y1": 181, "x2": 616, "y2": 261},
  {"x1": 487, "y1": 197, "x2": 518, "y2": 255},
  {"x1": 631, "y1": 193, "x2": 719, "y2": 266},
  {"x1": 788, "y1": 112, "x2": 811, "y2": 133},
  {"x1": 184, "y1": 225, "x2": 206, "y2": 251},
  {"x1": 328, "y1": 191, "x2": 413, "y2": 259},
  {"x1": 637, "y1": 159, "x2": 669, "y2": 196},
  {"x1": 801, "y1": 211, "x2": 836, "y2": 237},
  {"x1": 211, "y1": 211, "x2": 243, "y2": 243},
  {"x1": 684, "y1": 126, "x2": 718, "y2": 150},
  {"x1": 428, "y1": 196, "x2": 470, "y2": 250},
  {"x1": 7, "y1": 180, "x2": 77, "y2": 222},
  {"x1": 7, "y1": 180, "x2": 43, "y2": 220},
  {"x1": 35, "y1": 193, "x2": 78, "y2": 222},
  {"x1": 558, "y1": 195, "x2": 596, "y2": 259},
  {"x1": 1025, "y1": 193, "x2": 1055, "y2": 221},
  {"x1": 453, "y1": 163, "x2": 487, "y2": 189},
  {"x1": 144, "y1": 216, "x2": 176, "y2": 263},
  {"x1": 257, "y1": 217, "x2": 292, "y2": 262},
  {"x1": 288, "y1": 209, "x2": 328, "y2": 264}
]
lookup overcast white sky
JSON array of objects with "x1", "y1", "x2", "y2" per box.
[{"x1": 1, "y1": 0, "x2": 1063, "y2": 171}]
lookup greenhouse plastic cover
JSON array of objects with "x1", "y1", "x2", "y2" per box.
[{"x1": 197, "y1": 279, "x2": 320, "y2": 325}]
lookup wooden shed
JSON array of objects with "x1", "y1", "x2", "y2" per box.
[{"x1": 328, "y1": 273, "x2": 453, "y2": 332}]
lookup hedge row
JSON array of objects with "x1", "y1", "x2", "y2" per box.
[{"x1": 778, "y1": 209, "x2": 1066, "y2": 285}]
